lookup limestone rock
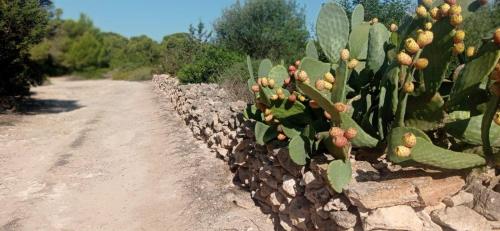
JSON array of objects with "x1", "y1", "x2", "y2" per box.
[
  {"x1": 345, "y1": 179, "x2": 419, "y2": 209},
  {"x1": 363, "y1": 205, "x2": 423, "y2": 231},
  {"x1": 416, "y1": 210, "x2": 443, "y2": 231},
  {"x1": 282, "y1": 175, "x2": 298, "y2": 197},
  {"x1": 442, "y1": 191, "x2": 474, "y2": 207},
  {"x1": 431, "y1": 206, "x2": 491, "y2": 231},
  {"x1": 412, "y1": 176, "x2": 465, "y2": 206},
  {"x1": 323, "y1": 195, "x2": 351, "y2": 212},
  {"x1": 469, "y1": 182, "x2": 500, "y2": 221},
  {"x1": 329, "y1": 210, "x2": 358, "y2": 229}
]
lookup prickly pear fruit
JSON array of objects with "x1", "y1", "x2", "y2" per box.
[
  {"x1": 324, "y1": 111, "x2": 332, "y2": 120},
  {"x1": 416, "y1": 5, "x2": 428, "y2": 17},
  {"x1": 340, "y1": 49, "x2": 350, "y2": 61},
  {"x1": 390, "y1": 23, "x2": 398, "y2": 32},
  {"x1": 453, "y1": 30, "x2": 465, "y2": 43},
  {"x1": 329, "y1": 127, "x2": 344, "y2": 137},
  {"x1": 440, "y1": 3, "x2": 451, "y2": 16},
  {"x1": 402, "y1": 132, "x2": 417, "y2": 148},
  {"x1": 288, "y1": 94, "x2": 297, "y2": 103},
  {"x1": 288, "y1": 65, "x2": 297, "y2": 72},
  {"x1": 277, "y1": 133, "x2": 287, "y2": 141},
  {"x1": 423, "y1": 0, "x2": 433, "y2": 8},
  {"x1": 309, "y1": 100, "x2": 319, "y2": 109},
  {"x1": 271, "y1": 94, "x2": 279, "y2": 100},
  {"x1": 324, "y1": 81, "x2": 333, "y2": 90},
  {"x1": 424, "y1": 22, "x2": 433, "y2": 30},
  {"x1": 490, "y1": 64, "x2": 500, "y2": 81},
  {"x1": 494, "y1": 28, "x2": 500, "y2": 46},
  {"x1": 295, "y1": 60, "x2": 301, "y2": 67},
  {"x1": 265, "y1": 114, "x2": 274, "y2": 122},
  {"x1": 315, "y1": 80, "x2": 326, "y2": 91},
  {"x1": 278, "y1": 93, "x2": 285, "y2": 100},
  {"x1": 452, "y1": 42, "x2": 465, "y2": 55},
  {"x1": 449, "y1": 5, "x2": 461, "y2": 15},
  {"x1": 276, "y1": 88, "x2": 283, "y2": 95},
  {"x1": 370, "y1": 18, "x2": 379, "y2": 25},
  {"x1": 298, "y1": 95, "x2": 306, "y2": 102},
  {"x1": 450, "y1": 14, "x2": 463, "y2": 27},
  {"x1": 394, "y1": 145, "x2": 412, "y2": 157},
  {"x1": 415, "y1": 58, "x2": 429, "y2": 70},
  {"x1": 297, "y1": 70, "x2": 308, "y2": 82},
  {"x1": 264, "y1": 108, "x2": 272, "y2": 116},
  {"x1": 251, "y1": 84, "x2": 260, "y2": 93},
  {"x1": 430, "y1": 7, "x2": 440, "y2": 19},
  {"x1": 334, "y1": 102, "x2": 347, "y2": 113},
  {"x1": 268, "y1": 79, "x2": 276, "y2": 88},
  {"x1": 445, "y1": 0, "x2": 457, "y2": 5},
  {"x1": 405, "y1": 38, "x2": 421, "y2": 54},
  {"x1": 397, "y1": 52, "x2": 413, "y2": 66},
  {"x1": 417, "y1": 30, "x2": 434, "y2": 47},
  {"x1": 261, "y1": 77, "x2": 269, "y2": 87},
  {"x1": 403, "y1": 82, "x2": 415, "y2": 93},
  {"x1": 466, "y1": 46, "x2": 475, "y2": 57},
  {"x1": 494, "y1": 112, "x2": 500, "y2": 126},
  {"x1": 333, "y1": 136, "x2": 349, "y2": 148},
  {"x1": 348, "y1": 59, "x2": 359, "y2": 69},
  {"x1": 344, "y1": 128, "x2": 357, "y2": 140},
  {"x1": 284, "y1": 77, "x2": 291, "y2": 85},
  {"x1": 324, "y1": 72, "x2": 335, "y2": 83}
]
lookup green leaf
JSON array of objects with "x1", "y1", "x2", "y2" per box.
[
  {"x1": 340, "y1": 113, "x2": 378, "y2": 148},
  {"x1": 316, "y1": 2, "x2": 349, "y2": 63},
  {"x1": 298, "y1": 57, "x2": 331, "y2": 86},
  {"x1": 305, "y1": 40, "x2": 319, "y2": 59},
  {"x1": 255, "y1": 121, "x2": 277, "y2": 145},
  {"x1": 246, "y1": 55, "x2": 254, "y2": 80},
  {"x1": 327, "y1": 159, "x2": 352, "y2": 193},
  {"x1": 268, "y1": 65, "x2": 289, "y2": 86},
  {"x1": 289, "y1": 136, "x2": 308, "y2": 165},
  {"x1": 388, "y1": 127, "x2": 486, "y2": 169},
  {"x1": 420, "y1": 19, "x2": 454, "y2": 96},
  {"x1": 366, "y1": 23, "x2": 388, "y2": 73},
  {"x1": 446, "y1": 111, "x2": 500, "y2": 147},
  {"x1": 258, "y1": 59, "x2": 273, "y2": 77},
  {"x1": 349, "y1": 22, "x2": 370, "y2": 60},
  {"x1": 351, "y1": 4, "x2": 364, "y2": 27},
  {"x1": 449, "y1": 42, "x2": 500, "y2": 106}
]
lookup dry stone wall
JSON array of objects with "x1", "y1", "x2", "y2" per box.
[{"x1": 153, "y1": 74, "x2": 500, "y2": 231}]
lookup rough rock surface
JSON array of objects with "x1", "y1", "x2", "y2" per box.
[
  {"x1": 431, "y1": 206, "x2": 492, "y2": 231},
  {"x1": 153, "y1": 74, "x2": 498, "y2": 231}
]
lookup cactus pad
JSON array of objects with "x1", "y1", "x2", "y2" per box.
[
  {"x1": 327, "y1": 159, "x2": 352, "y2": 193},
  {"x1": 316, "y1": 2, "x2": 349, "y2": 63}
]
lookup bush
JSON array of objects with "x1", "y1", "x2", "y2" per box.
[
  {"x1": 159, "y1": 33, "x2": 198, "y2": 75},
  {"x1": 177, "y1": 45, "x2": 243, "y2": 83},
  {"x1": 217, "y1": 62, "x2": 255, "y2": 102},
  {"x1": 0, "y1": 0, "x2": 51, "y2": 96},
  {"x1": 213, "y1": 0, "x2": 309, "y2": 62},
  {"x1": 111, "y1": 67, "x2": 153, "y2": 81}
]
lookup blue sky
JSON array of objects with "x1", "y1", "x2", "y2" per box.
[{"x1": 53, "y1": 0, "x2": 324, "y2": 41}]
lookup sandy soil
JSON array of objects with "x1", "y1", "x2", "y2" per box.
[{"x1": 0, "y1": 78, "x2": 273, "y2": 231}]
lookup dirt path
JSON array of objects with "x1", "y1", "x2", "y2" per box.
[{"x1": 0, "y1": 78, "x2": 273, "y2": 231}]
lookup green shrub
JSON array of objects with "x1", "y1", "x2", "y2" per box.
[
  {"x1": 217, "y1": 61, "x2": 255, "y2": 102},
  {"x1": 159, "y1": 33, "x2": 198, "y2": 75},
  {"x1": 111, "y1": 67, "x2": 153, "y2": 81},
  {"x1": 178, "y1": 45, "x2": 243, "y2": 83},
  {"x1": 0, "y1": 0, "x2": 51, "y2": 96}
]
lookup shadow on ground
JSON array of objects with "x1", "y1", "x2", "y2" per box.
[{"x1": 13, "y1": 98, "x2": 83, "y2": 115}]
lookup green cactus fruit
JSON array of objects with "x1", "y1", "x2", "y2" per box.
[
  {"x1": 388, "y1": 127, "x2": 486, "y2": 169},
  {"x1": 316, "y1": 2, "x2": 349, "y2": 63},
  {"x1": 327, "y1": 159, "x2": 352, "y2": 193}
]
